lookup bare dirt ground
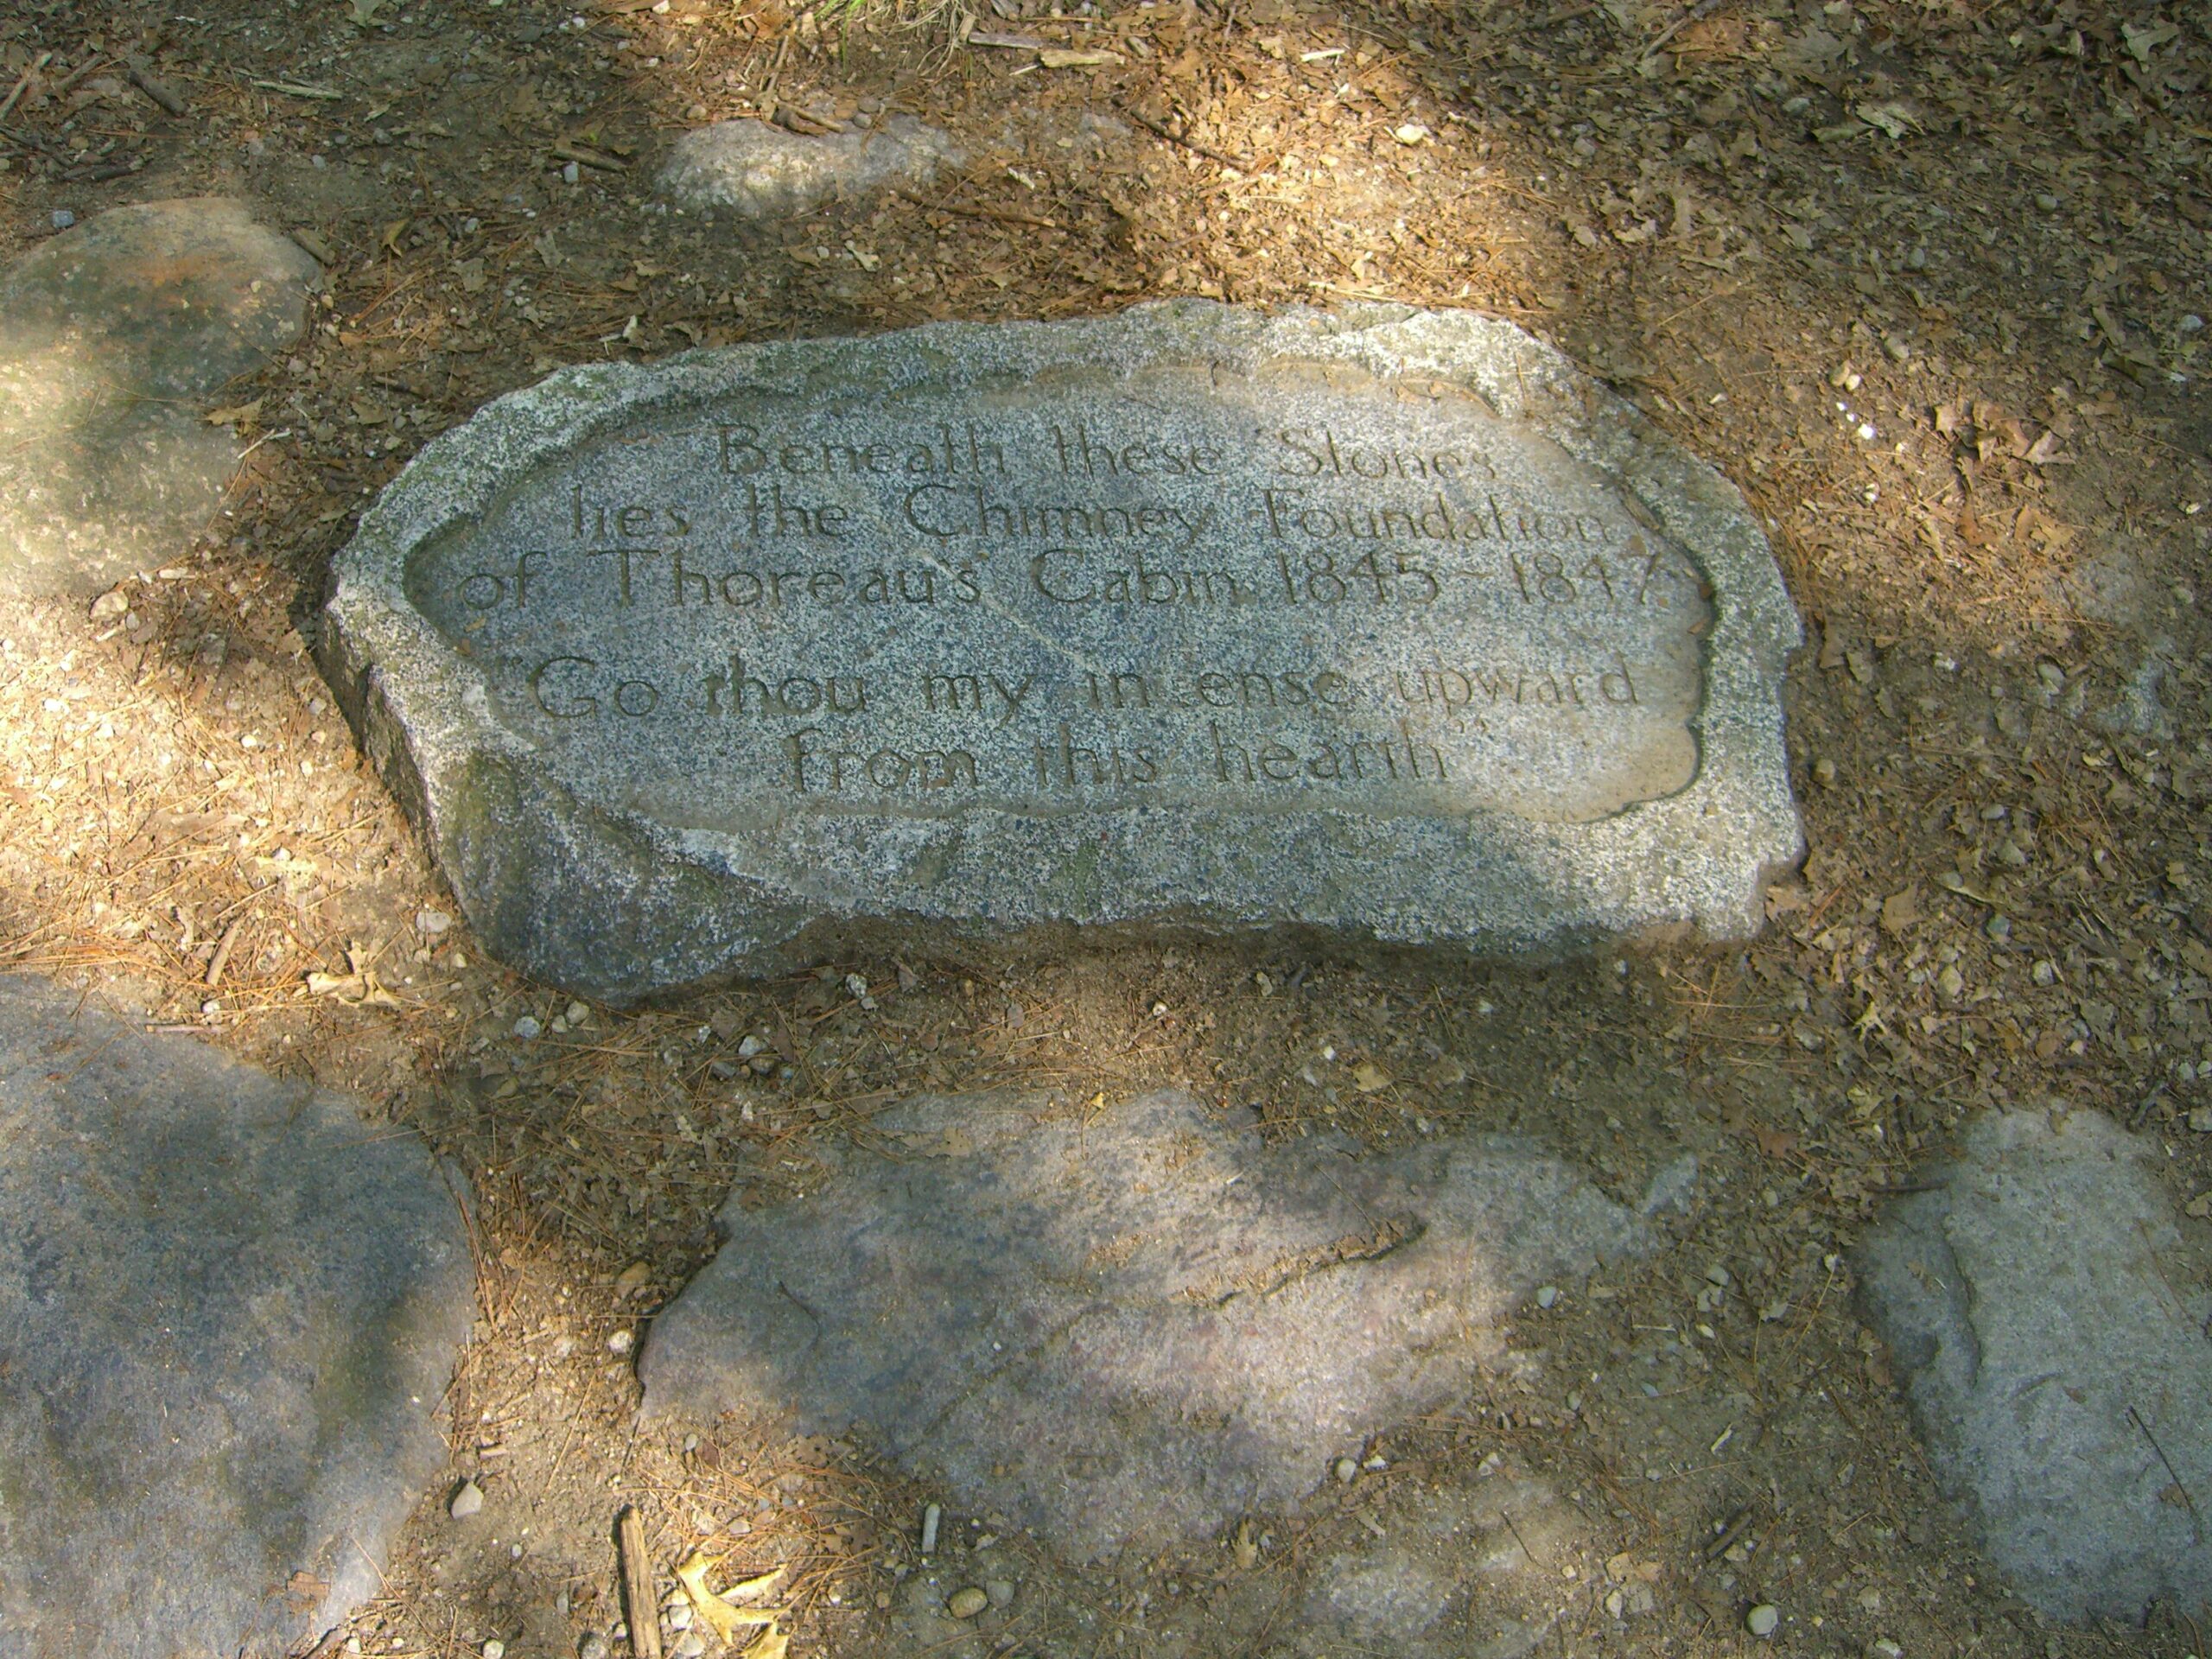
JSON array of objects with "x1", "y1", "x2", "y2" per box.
[{"x1": 2, "y1": 0, "x2": 2209, "y2": 1655}]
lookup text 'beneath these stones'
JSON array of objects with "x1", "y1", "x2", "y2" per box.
[{"x1": 326, "y1": 305, "x2": 1802, "y2": 1003}]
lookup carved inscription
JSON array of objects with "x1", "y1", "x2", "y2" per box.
[{"x1": 406, "y1": 367, "x2": 1713, "y2": 824}]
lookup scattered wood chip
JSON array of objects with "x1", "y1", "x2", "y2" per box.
[
  {"x1": 1038, "y1": 47, "x2": 1125, "y2": 67},
  {"x1": 967, "y1": 29, "x2": 1044, "y2": 47},
  {"x1": 618, "y1": 1507, "x2": 664, "y2": 1659}
]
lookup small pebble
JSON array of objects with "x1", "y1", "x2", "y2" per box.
[
  {"x1": 50, "y1": 208, "x2": 75, "y2": 230},
  {"x1": 563, "y1": 160, "x2": 582, "y2": 183},
  {"x1": 607, "y1": 1327, "x2": 634, "y2": 1355},
  {"x1": 565, "y1": 999, "x2": 589, "y2": 1026},
  {"x1": 417, "y1": 908, "x2": 452, "y2": 936},
  {"x1": 920, "y1": 1501, "x2": 941, "y2": 1553},
  {"x1": 671, "y1": 1633, "x2": 707, "y2": 1659},
  {"x1": 1332, "y1": 1456, "x2": 1357, "y2": 1483},
  {"x1": 512, "y1": 1014, "x2": 543, "y2": 1040},
  {"x1": 449, "y1": 1478, "x2": 485, "y2": 1518},
  {"x1": 1535, "y1": 1285, "x2": 1560, "y2": 1309},
  {"x1": 2187, "y1": 1108, "x2": 2212, "y2": 1134},
  {"x1": 947, "y1": 1586, "x2": 989, "y2": 1619},
  {"x1": 482, "y1": 1643, "x2": 505, "y2": 1659},
  {"x1": 665, "y1": 1601, "x2": 693, "y2": 1631},
  {"x1": 985, "y1": 1579, "x2": 1016, "y2": 1607},
  {"x1": 578, "y1": 1637, "x2": 610, "y2": 1659},
  {"x1": 1746, "y1": 1602, "x2": 1781, "y2": 1637}
]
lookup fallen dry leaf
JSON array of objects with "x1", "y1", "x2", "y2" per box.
[
  {"x1": 676, "y1": 1552, "x2": 783, "y2": 1644},
  {"x1": 1880, "y1": 888, "x2": 1919, "y2": 936},
  {"x1": 1749, "y1": 1125, "x2": 1801, "y2": 1161},
  {"x1": 723, "y1": 1566, "x2": 786, "y2": 1604}
]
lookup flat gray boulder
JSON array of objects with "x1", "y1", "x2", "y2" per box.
[
  {"x1": 321, "y1": 302, "x2": 1802, "y2": 1003},
  {"x1": 0, "y1": 198, "x2": 319, "y2": 599},
  {"x1": 640, "y1": 1089, "x2": 1658, "y2": 1560},
  {"x1": 659, "y1": 115, "x2": 960, "y2": 219},
  {"x1": 0, "y1": 976, "x2": 475, "y2": 1659},
  {"x1": 1859, "y1": 1107, "x2": 2212, "y2": 1624}
]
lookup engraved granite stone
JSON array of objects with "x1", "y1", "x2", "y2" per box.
[{"x1": 322, "y1": 302, "x2": 1802, "y2": 1004}]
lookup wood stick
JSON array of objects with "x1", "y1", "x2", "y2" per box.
[
  {"x1": 551, "y1": 141, "x2": 626, "y2": 171},
  {"x1": 897, "y1": 190, "x2": 1063, "y2": 232},
  {"x1": 122, "y1": 54, "x2": 188, "y2": 116},
  {"x1": 0, "y1": 50, "x2": 53, "y2": 125},
  {"x1": 617, "y1": 1505, "x2": 663, "y2": 1659},
  {"x1": 52, "y1": 54, "x2": 109, "y2": 98},
  {"x1": 204, "y1": 917, "x2": 243, "y2": 988},
  {"x1": 252, "y1": 78, "x2": 343, "y2": 100},
  {"x1": 1118, "y1": 103, "x2": 1252, "y2": 172}
]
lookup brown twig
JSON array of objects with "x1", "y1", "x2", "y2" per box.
[
  {"x1": 1701, "y1": 1505, "x2": 1756, "y2": 1560},
  {"x1": 0, "y1": 50, "x2": 53, "y2": 125},
  {"x1": 123, "y1": 53, "x2": 189, "y2": 115},
  {"x1": 1498, "y1": 1506, "x2": 1543, "y2": 1567},
  {"x1": 2128, "y1": 1405, "x2": 2202, "y2": 1542},
  {"x1": 1118, "y1": 103, "x2": 1253, "y2": 172},
  {"x1": 617, "y1": 1504, "x2": 664, "y2": 1659},
  {"x1": 52, "y1": 54, "x2": 110, "y2": 98},
  {"x1": 1641, "y1": 0, "x2": 1724, "y2": 61},
  {"x1": 552, "y1": 141, "x2": 626, "y2": 172},
  {"x1": 204, "y1": 917, "x2": 243, "y2": 988},
  {"x1": 897, "y1": 189, "x2": 1063, "y2": 232}
]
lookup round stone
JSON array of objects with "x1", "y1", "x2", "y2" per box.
[
  {"x1": 1746, "y1": 1603, "x2": 1780, "y2": 1637},
  {"x1": 947, "y1": 1586, "x2": 989, "y2": 1619}
]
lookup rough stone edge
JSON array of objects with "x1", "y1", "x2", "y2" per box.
[
  {"x1": 636, "y1": 1086, "x2": 1669, "y2": 1558},
  {"x1": 0, "y1": 971, "x2": 477, "y2": 1655},
  {"x1": 321, "y1": 302, "x2": 1804, "y2": 1002},
  {"x1": 1854, "y1": 1107, "x2": 2212, "y2": 1625}
]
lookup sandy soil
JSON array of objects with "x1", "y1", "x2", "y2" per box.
[{"x1": 1, "y1": 0, "x2": 2209, "y2": 1655}]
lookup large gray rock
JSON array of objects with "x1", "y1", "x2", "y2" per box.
[
  {"x1": 640, "y1": 1089, "x2": 1660, "y2": 1560},
  {"x1": 322, "y1": 302, "x2": 1802, "y2": 1004},
  {"x1": 1859, "y1": 1107, "x2": 2212, "y2": 1624},
  {"x1": 0, "y1": 976, "x2": 475, "y2": 1659},
  {"x1": 659, "y1": 114, "x2": 961, "y2": 219},
  {"x1": 0, "y1": 199, "x2": 320, "y2": 598}
]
